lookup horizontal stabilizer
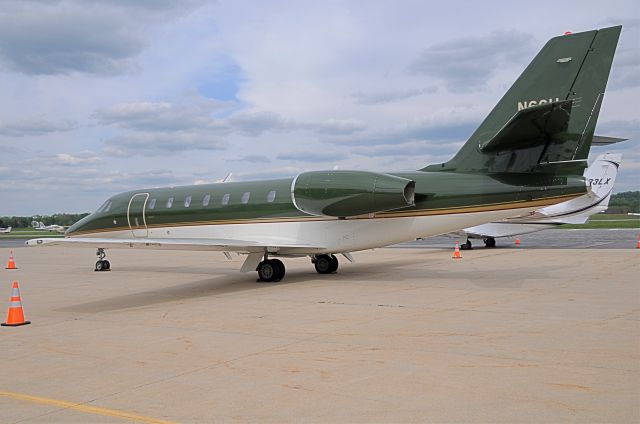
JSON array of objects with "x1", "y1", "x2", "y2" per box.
[
  {"x1": 479, "y1": 100, "x2": 573, "y2": 153},
  {"x1": 592, "y1": 135, "x2": 628, "y2": 146}
]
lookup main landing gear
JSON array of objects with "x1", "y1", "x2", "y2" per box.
[
  {"x1": 313, "y1": 254, "x2": 339, "y2": 274},
  {"x1": 483, "y1": 237, "x2": 496, "y2": 248},
  {"x1": 255, "y1": 254, "x2": 340, "y2": 282},
  {"x1": 256, "y1": 258, "x2": 285, "y2": 282},
  {"x1": 95, "y1": 248, "x2": 111, "y2": 271},
  {"x1": 460, "y1": 240, "x2": 473, "y2": 250}
]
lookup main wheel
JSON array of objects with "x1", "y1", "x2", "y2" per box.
[
  {"x1": 257, "y1": 260, "x2": 283, "y2": 282},
  {"x1": 484, "y1": 237, "x2": 496, "y2": 248},
  {"x1": 103, "y1": 260, "x2": 111, "y2": 270},
  {"x1": 329, "y1": 255, "x2": 339, "y2": 273},
  {"x1": 461, "y1": 240, "x2": 472, "y2": 250},
  {"x1": 271, "y1": 259, "x2": 285, "y2": 281},
  {"x1": 95, "y1": 260, "x2": 104, "y2": 271},
  {"x1": 314, "y1": 255, "x2": 333, "y2": 274}
]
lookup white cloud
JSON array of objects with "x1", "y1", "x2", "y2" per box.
[
  {"x1": 0, "y1": 117, "x2": 77, "y2": 137},
  {"x1": 55, "y1": 151, "x2": 101, "y2": 165}
]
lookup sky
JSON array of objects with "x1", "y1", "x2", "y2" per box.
[{"x1": 0, "y1": 0, "x2": 638, "y2": 215}]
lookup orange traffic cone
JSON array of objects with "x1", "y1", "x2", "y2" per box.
[
  {"x1": 452, "y1": 241, "x2": 462, "y2": 259},
  {"x1": 515, "y1": 237, "x2": 521, "y2": 246},
  {"x1": 5, "y1": 250, "x2": 17, "y2": 269},
  {"x1": 636, "y1": 235, "x2": 640, "y2": 249},
  {"x1": 1, "y1": 281, "x2": 31, "y2": 327}
]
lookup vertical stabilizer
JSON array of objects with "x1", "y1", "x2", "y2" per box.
[{"x1": 423, "y1": 26, "x2": 622, "y2": 174}]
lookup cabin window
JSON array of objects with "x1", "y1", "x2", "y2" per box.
[
  {"x1": 166, "y1": 197, "x2": 174, "y2": 208},
  {"x1": 148, "y1": 198, "x2": 156, "y2": 210},
  {"x1": 241, "y1": 192, "x2": 250, "y2": 204},
  {"x1": 267, "y1": 190, "x2": 276, "y2": 203},
  {"x1": 184, "y1": 195, "x2": 192, "y2": 208},
  {"x1": 222, "y1": 193, "x2": 230, "y2": 206},
  {"x1": 202, "y1": 194, "x2": 211, "y2": 207}
]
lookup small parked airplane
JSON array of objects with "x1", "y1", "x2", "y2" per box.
[
  {"x1": 0, "y1": 226, "x2": 12, "y2": 234},
  {"x1": 32, "y1": 221, "x2": 66, "y2": 233},
  {"x1": 27, "y1": 26, "x2": 622, "y2": 281},
  {"x1": 456, "y1": 152, "x2": 622, "y2": 249}
]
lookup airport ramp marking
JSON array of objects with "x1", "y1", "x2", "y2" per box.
[{"x1": 0, "y1": 390, "x2": 177, "y2": 424}]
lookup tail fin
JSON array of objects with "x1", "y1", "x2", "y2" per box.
[
  {"x1": 423, "y1": 26, "x2": 622, "y2": 174},
  {"x1": 584, "y1": 153, "x2": 621, "y2": 203}
]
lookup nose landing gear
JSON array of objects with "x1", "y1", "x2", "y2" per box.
[{"x1": 95, "y1": 248, "x2": 111, "y2": 271}]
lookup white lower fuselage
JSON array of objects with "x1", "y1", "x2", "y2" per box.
[{"x1": 73, "y1": 205, "x2": 540, "y2": 255}]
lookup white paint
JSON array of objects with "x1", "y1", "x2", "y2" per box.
[{"x1": 70, "y1": 205, "x2": 540, "y2": 256}]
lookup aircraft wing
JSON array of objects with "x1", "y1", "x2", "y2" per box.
[{"x1": 25, "y1": 237, "x2": 327, "y2": 253}]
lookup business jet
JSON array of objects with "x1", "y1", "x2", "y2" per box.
[
  {"x1": 27, "y1": 26, "x2": 622, "y2": 282},
  {"x1": 32, "y1": 221, "x2": 66, "y2": 233},
  {"x1": 0, "y1": 226, "x2": 12, "y2": 234}
]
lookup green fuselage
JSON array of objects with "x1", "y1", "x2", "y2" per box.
[{"x1": 68, "y1": 170, "x2": 586, "y2": 236}]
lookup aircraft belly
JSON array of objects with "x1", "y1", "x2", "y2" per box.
[{"x1": 68, "y1": 204, "x2": 540, "y2": 254}]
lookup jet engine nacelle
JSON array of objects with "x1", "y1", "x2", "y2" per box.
[{"x1": 291, "y1": 170, "x2": 415, "y2": 217}]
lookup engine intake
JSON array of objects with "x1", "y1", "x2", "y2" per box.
[{"x1": 291, "y1": 170, "x2": 415, "y2": 217}]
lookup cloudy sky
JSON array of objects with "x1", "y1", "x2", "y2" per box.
[{"x1": 0, "y1": 0, "x2": 638, "y2": 215}]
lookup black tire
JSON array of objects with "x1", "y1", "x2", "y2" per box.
[
  {"x1": 314, "y1": 255, "x2": 332, "y2": 274},
  {"x1": 271, "y1": 259, "x2": 285, "y2": 281},
  {"x1": 257, "y1": 260, "x2": 278, "y2": 282},
  {"x1": 95, "y1": 260, "x2": 104, "y2": 271},
  {"x1": 103, "y1": 260, "x2": 111, "y2": 270},
  {"x1": 329, "y1": 255, "x2": 339, "y2": 273},
  {"x1": 484, "y1": 237, "x2": 496, "y2": 248},
  {"x1": 461, "y1": 240, "x2": 472, "y2": 250}
]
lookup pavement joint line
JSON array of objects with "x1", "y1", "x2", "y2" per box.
[
  {"x1": 0, "y1": 390, "x2": 177, "y2": 424},
  {"x1": 297, "y1": 338, "x2": 639, "y2": 374},
  {"x1": 82, "y1": 333, "x2": 325, "y2": 406}
]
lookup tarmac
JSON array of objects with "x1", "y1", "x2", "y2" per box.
[{"x1": 0, "y1": 237, "x2": 638, "y2": 422}]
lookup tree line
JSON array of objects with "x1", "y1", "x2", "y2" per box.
[{"x1": 607, "y1": 191, "x2": 640, "y2": 214}]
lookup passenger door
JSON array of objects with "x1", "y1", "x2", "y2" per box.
[{"x1": 127, "y1": 193, "x2": 149, "y2": 237}]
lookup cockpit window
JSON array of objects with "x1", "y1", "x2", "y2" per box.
[{"x1": 96, "y1": 200, "x2": 112, "y2": 213}]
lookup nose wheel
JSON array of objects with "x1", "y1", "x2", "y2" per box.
[{"x1": 95, "y1": 248, "x2": 111, "y2": 271}]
